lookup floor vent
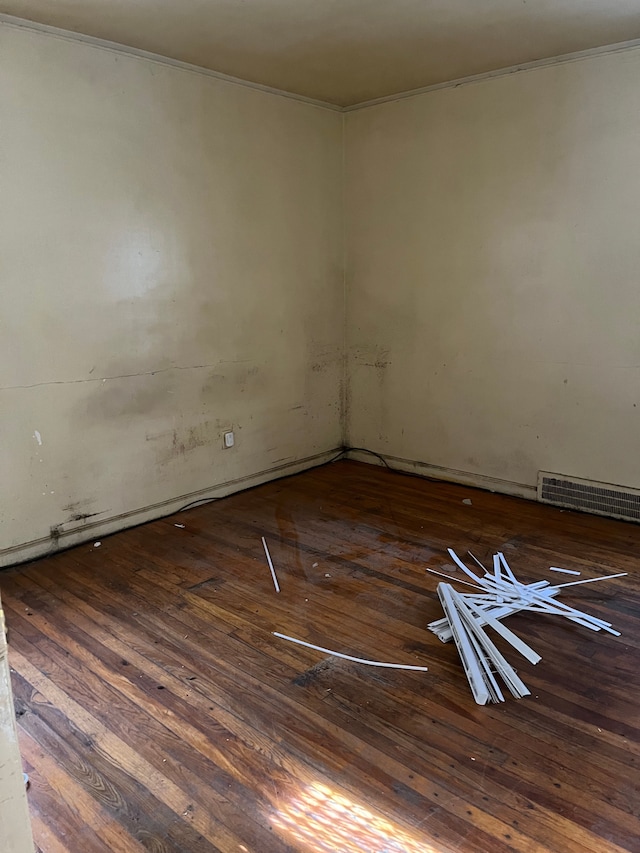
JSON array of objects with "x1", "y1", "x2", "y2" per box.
[{"x1": 538, "y1": 472, "x2": 640, "y2": 523}]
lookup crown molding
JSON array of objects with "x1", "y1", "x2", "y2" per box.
[
  {"x1": 0, "y1": 13, "x2": 342, "y2": 112},
  {"x1": 344, "y1": 37, "x2": 640, "y2": 111},
  {"x1": 2, "y1": 12, "x2": 640, "y2": 114}
]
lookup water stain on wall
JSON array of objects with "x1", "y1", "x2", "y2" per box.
[
  {"x1": 80, "y1": 370, "x2": 176, "y2": 421},
  {"x1": 351, "y1": 344, "x2": 391, "y2": 374},
  {"x1": 308, "y1": 340, "x2": 342, "y2": 375},
  {"x1": 349, "y1": 343, "x2": 391, "y2": 444},
  {"x1": 201, "y1": 361, "x2": 262, "y2": 402},
  {"x1": 151, "y1": 420, "x2": 225, "y2": 465}
]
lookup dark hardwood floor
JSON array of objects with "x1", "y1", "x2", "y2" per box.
[{"x1": 2, "y1": 459, "x2": 639, "y2": 853}]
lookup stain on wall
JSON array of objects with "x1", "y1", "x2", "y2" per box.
[
  {"x1": 0, "y1": 22, "x2": 343, "y2": 555},
  {"x1": 346, "y1": 47, "x2": 640, "y2": 488}
]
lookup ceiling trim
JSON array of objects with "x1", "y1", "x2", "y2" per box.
[
  {"x1": 0, "y1": 13, "x2": 343, "y2": 112},
  {"x1": 2, "y1": 12, "x2": 640, "y2": 113},
  {"x1": 345, "y1": 37, "x2": 640, "y2": 111}
]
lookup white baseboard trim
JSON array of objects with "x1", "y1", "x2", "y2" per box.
[
  {"x1": 345, "y1": 449, "x2": 537, "y2": 500},
  {"x1": 0, "y1": 447, "x2": 342, "y2": 569}
]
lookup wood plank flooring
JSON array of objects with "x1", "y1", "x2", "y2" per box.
[{"x1": 1, "y1": 459, "x2": 639, "y2": 852}]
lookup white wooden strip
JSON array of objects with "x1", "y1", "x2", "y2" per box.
[
  {"x1": 552, "y1": 573, "x2": 627, "y2": 589},
  {"x1": 429, "y1": 578, "x2": 562, "y2": 643},
  {"x1": 437, "y1": 584, "x2": 490, "y2": 705},
  {"x1": 478, "y1": 574, "x2": 551, "y2": 601},
  {"x1": 521, "y1": 597, "x2": 620, "y2": 635},
  {"x1": 466, "y1": 628, "x2": 504, "y2": 703},
  {"x1": 448, "y1": 587, "x2": 531, "y2": 699},
  {"x1": 469, "y1": 574, "x2": 528, "y2": 598},
  {"x1": 492, "y1": 553, "x2": 505, "y2": 604},
  {"x1": 272, "y1": 634, "x2": 429, "y2": 671},
  {"x1": 498, "y1": 552, "x2": 520, "y2": 587},
  {"x1": 261, "y1": 536, "x2": 280, "y2": 593},
  {"x1": 549, "y1": 567, "x2": 581, "y2": 575},
  {"x1": 523, "y1": 604, "x2": 606, "y2": 631},
  {"x1": 464, "y1": 597, "x2": 541, "y2": 665},
  {"x1": 467, "y1": 551, "x2": 488, "y2": 572},
  {"x1": 429, "y1": 600, "x2": 529, "y2": 642},
  {"x1": 493, "y1": 553, "x2": 501, "y2": 583},
  {"x1": 433, "y1": 549, "x2": 622, "y2": 676},
  {"x1": 447, "y1": 549, "x2": 486, "y2": 585},
  {"x1": 522, "y1": 591, "x2": 614, "y2": 626},
  {"x1": 425, "y1": 568, "x2": 484, "y2": 590}
]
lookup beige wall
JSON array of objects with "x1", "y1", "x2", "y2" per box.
[
  {"x1": 345, "y1": 48, "x2": 640, "y2": 495},
  {"x1": 5, "y1": 22, "x2": 640, "y2": 563},
  {"x1": 0, "y1": 23, "x2": 343, "y2": 564}
]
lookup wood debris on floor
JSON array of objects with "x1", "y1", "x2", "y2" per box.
[{"x1": 427, "y1": 548, "x2": 626, "y2": 704}]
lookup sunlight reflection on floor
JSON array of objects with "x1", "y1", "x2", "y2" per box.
[{"x1": 271, "y1": 781, "x2": 439, "y2": 852}]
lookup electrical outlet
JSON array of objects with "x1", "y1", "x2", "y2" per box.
[{"x1": 223, "y1": 430, "x2": 235, "y2": 449}]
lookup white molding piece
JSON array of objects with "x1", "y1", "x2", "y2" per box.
[
  {"x1": 273, "y1": 633, "x2": 429, "y2": 671},
  {"x1": 3, "y1": 13, "x2": 640, "y2": 115},
  {"x1": 429, "y1": 550, "x2": 625, "y2": 637},
  {"x1": 426, "y1": 548, "x2": 626, "y2": 680},
  {"x1": 554, "y1": 573, "x2": 626, "y2": 589},
  {"x1": 261, "y1": 536, "x2": 280, "y2": 593},
  {"x1": 344, "y1": 37, "x2": 640, "y2": 112},
  {"x1": 437, "y1": 583, "x2": 490, "y2": 704},
  {"x1": 444, "y1": 584, "x2": 531, "y2": 701},
  {"x1": 430, "y1": 549, "x2": 626, "y2": 702},
  {"x1": 0, "y1": 448, "x2": 341, "y2": 569},
  {"x1": 549, "y1": 567, "x2": 581, "y2": 575},
  {"x1": 345, "y1": 449, "x2": 536, "y2": 500},
  {"x1": 0, "y1": 14, "x2": 341, "y2": 112},
  {"x1": 464, "y1": 594, "x2": 540, "y2": 665}
]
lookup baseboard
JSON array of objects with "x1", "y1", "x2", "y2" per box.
[
  {"x1": 345, "y1": 449, "x2": 537, "y2": 500},
  {"x1": 0, "y1": 447, "x2": 342, "y2": 569},
  {"x1": 2, "y1": 447, "x2": 535, "y2": 569}
]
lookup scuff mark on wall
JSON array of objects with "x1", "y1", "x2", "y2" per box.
[
  {"x1": 351, "y1": 344, "x2": 391, "y2": 373},
  {"x1": 62, "y1": 499, "x2": 95, "y2": 514},
  {"x1": 151, "y1": 420, "x2": 228, "y2": 465},
  {"x1": 349, "y1": 344, "x2": 391, "y2": 444},
  {"x1": 308, "y1": 341, "x2": 342, "y2": 375},
  {"x1": 68, "y1": 511, "x2": 103, "y2": 523},
  {"x1": 49, "y1": 524, "x2": 62, "y2": 547}
]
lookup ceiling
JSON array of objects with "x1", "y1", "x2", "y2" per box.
[{"x1": 2, "y1": 1, "x2": 640, "y2": 106}]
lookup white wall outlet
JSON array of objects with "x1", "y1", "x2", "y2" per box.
[{"x1": 223, "y1": 430, "x2": 235, "y2": 449}]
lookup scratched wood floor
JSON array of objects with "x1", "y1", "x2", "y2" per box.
[{"x1": 1, "y1": 459, "x2": 639, "y2": 853}]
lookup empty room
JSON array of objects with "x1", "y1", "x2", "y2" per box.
[{"x1": 1, "y1": 2, "x2": 639, "y2": 851}]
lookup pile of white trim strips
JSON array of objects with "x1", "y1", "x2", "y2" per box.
[{"x1": 427, "y1": 549, "x2": 626, "y2": 705}]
